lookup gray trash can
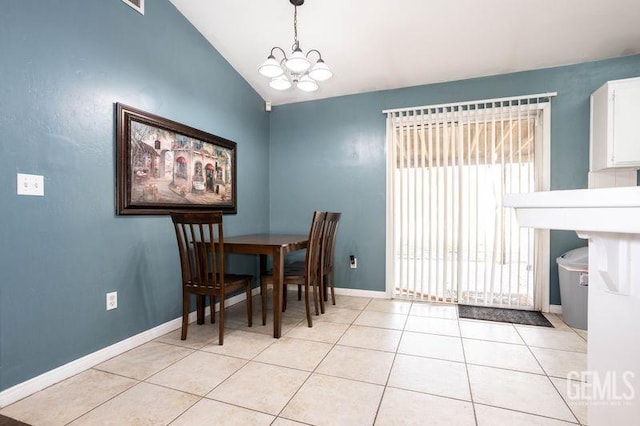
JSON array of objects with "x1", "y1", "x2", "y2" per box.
[{"x1": 556, "y1": 247, "x2": 589, "y2": 330}]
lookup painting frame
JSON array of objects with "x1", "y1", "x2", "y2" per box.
[{"x1": 116, "y1": 103, "x2": 237, "y2": 215}]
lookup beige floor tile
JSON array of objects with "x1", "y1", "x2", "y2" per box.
[
  {"x1": 404, "y1": 316, "x2": 460, "y2": 337},
  {"x1": 315, "y1": 307, "x2": 362, "y2": 324},
  {"x1": 574, "y1": 328, "x2": 588, "y2": 341},
  {"x1": 543, "y1": 313, "x2": 573, "y2": 331},
  {"x1": 95, "y1": 341, "x2": 193, "y2": 380},
  {"x1": 475, "y1": 404, "x2": 579, "y2": 425},
  {"x1": 285, "y1": 321, "x2": 349, "y2": 343},
  {"x1": 281, "y1": 374, "x2": 384, "y2": 426},
  {"x1": 272, "y1": 418, "x2": 308, "y2": 426},
  {"x1": 254, "y1": 336, "x2": 333, "y2": 371},
  {"x1": 0, "y1": 369, "x2": 136, "y2": 425},
  {"x1": 207, "y1": 362, "x2": 309, "y2": 415},
  {"x1": 375, "y1": 387, "x2": 475, "y2": 426},
  {"x1": 409, "y1": 302, "x2": 458, "y2": 319},
  {"x1": 69, "y1": 382, "x2": 198, "y2": 425},
  {"x1": 155, "y1": 324, "x2": 218, "y2": 349},
  {"x1": 338, "y1": 325, "x2": 402, "y2": 352},
  {"x1": 365, "y1": 299, "x2": 412, "y2": 314},
  {"x1": 550, "y1": 377, "x2": 588, "y2": 425},
  {"x1": 146, "y1": 351, "x2": 246, "y2": 395},
  {"x1": 354, "y1": 310, "x2": 407, "y2": 330},
  {"x1": 200, "y1": 329, "x2": 275, "y2": 359},
  {"x1": 515, "y1": 327, "x2": 587, "y2": 352},
  {"x1": 530, "y1": 347, "x2": 587, "y2": 380},
  {"x1": 171, "y1": 398, "x2": 274, "y2": 425},
  {"x1": 468, "y1": 365, "x2": 576, "y2": 422},
  {"x1": 398, "y1": 331, "x2": 464, "y2": 362},
  {"x1": 463, "y1": 339, "x2": 544, "y2": 374},
  {"x1": 388, "y1": 354, "x2": 470, "y2": 401},
  {"x1": 316, "y1": 345, "x2": 395, "y2": 385},
  {"x1": 333, "y1": 295, "x2": 372, "y2": 310},
  {"x1": 459, "y1": 319, "x2": 524, "y2": 344},
  {"x1": 225, "y1": 313, "x2": 303, "y2": 337}
]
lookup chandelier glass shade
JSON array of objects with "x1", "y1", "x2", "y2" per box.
[{"x1": 258, "y1": 0, "x2": 331, "y2": 92}]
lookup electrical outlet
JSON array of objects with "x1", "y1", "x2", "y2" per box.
[
  {"x1": 106, "y1": 291, "x2": 118, "y2": 310},
  {"x1": 17, "y1": 173, "x2": 44, "y2": 196},
  {"x1": 350, "y1": 255, "x2": 357, "y2": 269}
]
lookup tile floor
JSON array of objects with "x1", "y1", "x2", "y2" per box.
[{"x1": 0, "y1": 292, "x2": 589, "y2": 425}]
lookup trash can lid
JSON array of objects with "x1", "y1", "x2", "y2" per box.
[{"x1": 556, "y1": 246, "x2": 588, "y2": 271}]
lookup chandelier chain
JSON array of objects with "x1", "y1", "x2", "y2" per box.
[{"x1": 293, "y1": 6, "x2": 298, "y2": 49}]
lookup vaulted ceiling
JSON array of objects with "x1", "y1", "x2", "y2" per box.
[{"x1": 171, "y1": 0, "x2": 640, "y2": 106}]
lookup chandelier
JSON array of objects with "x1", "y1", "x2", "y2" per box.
[{"x1": 258, "y1": 0, "x2": 332, "y2": 92}]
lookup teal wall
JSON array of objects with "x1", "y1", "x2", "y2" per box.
[
  {"x1": 0, "y1": 1, "x2": 269, "y2": 391},
  {"x1": 269, "y1": 55, "x2": 640, "y2": 305}
]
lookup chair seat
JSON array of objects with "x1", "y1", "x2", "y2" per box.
[
  {"x1": 263, "y1": 264, "x2": 306, "y2": 283},
  {"x1": 186, "y1": 273, "x2": 253, "y2": 294}
]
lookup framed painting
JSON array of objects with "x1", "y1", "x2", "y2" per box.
[{"x1": 116, "y1": 103, "x2": 237, "y2": 215}]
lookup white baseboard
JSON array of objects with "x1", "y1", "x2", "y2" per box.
[
  {"x1": 0, "y1": 288, "x2": 259, "y2": 408},
  {"x1": 549, "y1": 304, "x2": 563, "y2": 315},
  {"x1": 334, "y1": 287, "x2": 387, "y2": 299}
]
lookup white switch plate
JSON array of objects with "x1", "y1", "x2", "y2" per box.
[
  {"x1": 106, "y1": 291, "x2": 118, "y2": 310},
  {"x1": 17, "y1": 173, "x2": 44, "y2": 196}
]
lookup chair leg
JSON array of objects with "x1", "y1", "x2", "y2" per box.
[
  {"x1": 246, "y1": 282, "x2": 253, "y2": 328},
  {"x1": 297, "y1": 285, "x2": 302, "y2": 300},
  {"x1": 282, "y1": 285, "x2": 288, "y2": 312},
  {"x1": 319, "y1": 274, "x2": 326, "y2": 314},
  {"x1": 330, "y1": 271, "x2": 336, "y2": 305},
  {"x1": 181, "y1": 292, "x2": 189, "y2": 340},
  {"x1": 304, "y1": 281, "x2": 313, "y2": 327},
  {"x1": 218, "y1": 296, "x2": 225, "y2": 345},
  {"x1": 210, "y1": 296, "x2": 216, "y2": 323},
  {"x1": 312, "y1": 278, "x2": 319, "y2": 316},
  {"x1": 261, "y1": 282, "x2": 267, "y2": 326}
]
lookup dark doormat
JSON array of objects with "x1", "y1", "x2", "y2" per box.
[
  {"x1": 0, "y1": 414, "x2": 31, "y2": 426},
  {"x1": 458, "y1": 305, "x2": 553, "y2": 327}
]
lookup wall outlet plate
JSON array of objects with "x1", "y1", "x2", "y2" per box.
[
  {"x1": 350, "y1": 256, "x2": 357, "y2": 269},
  {"x1": 106, "y1": 291, "x2": 118, "y2": 310},
  {"x1": 17, "y1": 173, "x2": 44, "y2": 196}
]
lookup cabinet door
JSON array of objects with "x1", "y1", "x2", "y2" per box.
[{"x1": 612, "y1": 82, "x2": 640, "y2": 166}]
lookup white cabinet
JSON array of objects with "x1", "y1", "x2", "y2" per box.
[{"x1": 590, "y1": 76, "x2": 640, "y2": 171}]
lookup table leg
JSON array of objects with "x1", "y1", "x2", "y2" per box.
[{"x1": 273, "y1": 248, "x2": 283, "y2": 338}]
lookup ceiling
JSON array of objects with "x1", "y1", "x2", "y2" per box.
[{"x1": 170, "y1": 0, "x2": 640, "y2": 106}]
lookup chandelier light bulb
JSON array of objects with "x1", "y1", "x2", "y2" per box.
[
  {"x1": 269, "y1": 74, "x2": 292, "y2": 90},
  {"x1": 308, "y1": 59, "x2": 332, "y2": 81},
  {"x1": 258, "y1": 55, "x2": 284, "y2": 78},
  {"x1": 297, "y1": 74, "x2": 319, "y2": 92},
  {"x1": 285, "y1": 48, "x2": 311, "y2": 74}
]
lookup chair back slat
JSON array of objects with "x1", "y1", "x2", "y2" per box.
[
  {"x1": 305, "y1": 211, "x2": 327, "y2": 284},
  {"x1": 321, "y1": 212, "x2": 341, "y2": 272}
]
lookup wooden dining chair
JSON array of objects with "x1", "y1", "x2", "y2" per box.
[
  {"x1": 261, "y1": 211, "x2": 326, "y2": 327},
  {"x1": 170, "y1": 211, "x2": 253, "y2": 345},
  {"x1": 319, "y1": 212, "x2": 341, "y2": 313}
]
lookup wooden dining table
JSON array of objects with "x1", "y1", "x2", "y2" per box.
[{"x1": 221, "y1": 234, "x2": 308, "y2": 338}]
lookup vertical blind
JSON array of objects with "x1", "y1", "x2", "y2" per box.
[{"x1": 385, "y1": 93, "x2": 554, "y2": 308}]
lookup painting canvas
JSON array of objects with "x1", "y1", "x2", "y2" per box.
[{"x1": 116, "y1": 103, "x2": 237, "y2": 215}]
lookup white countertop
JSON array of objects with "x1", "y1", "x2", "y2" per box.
[{"x1": 503, "y1": 186, "x2": 640, "y2": 234}]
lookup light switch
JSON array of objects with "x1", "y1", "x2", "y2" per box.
[{"x1": 17, "y1": 173, "x2": 44, "y2": 196}]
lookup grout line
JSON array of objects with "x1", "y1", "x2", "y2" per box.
[
  {"x1": 457, "y1": 310, "x2": 479, "y2": 426},
  {"x1": 371, "y1": 301, "x2": 412, "y2": 425},
  {"x1": 272, "y1": 296, "x2": 363, "y2": 420}
]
